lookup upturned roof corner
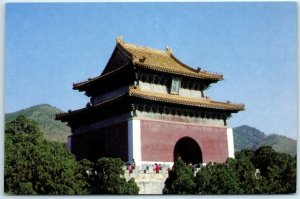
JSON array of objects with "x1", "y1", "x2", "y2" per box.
[{"x1": 166, "y1": 46, "x2": 172, "y2": 55}]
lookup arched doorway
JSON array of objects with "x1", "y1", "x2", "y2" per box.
[{"x1": 173, "y1": 137, "x2": 202, "y2": 164}]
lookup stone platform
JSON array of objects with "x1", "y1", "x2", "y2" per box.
[{"x1": 123, "y1": 167, "x2": 169, "y2": 194}]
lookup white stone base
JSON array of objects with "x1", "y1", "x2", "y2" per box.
[{"x1": 124, "y1": 169, "x2": 168, "y2": 194}]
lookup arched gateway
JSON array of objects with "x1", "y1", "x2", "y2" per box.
[
  {"x1": 56, "y1": 37, "x2": 244, "y2": 169},
  {"x1": 174, "y1": 137, "x2": 202, "y2": 165}
]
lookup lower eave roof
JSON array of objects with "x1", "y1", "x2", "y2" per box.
[
  {"x1": 73, "y1": 63, "x2": 129, "y2": 90},
  {"x1": 128, "y1": 88, "x2": 245, "y2": 111},
  {"x1": 56, "y1": 87, "x2": 245, "y2": 121}
]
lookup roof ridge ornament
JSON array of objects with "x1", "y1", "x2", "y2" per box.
[
  {"x1": 116, "y1": 36, "x2": 123, "y2": 44},
  {"x1": 166, "y1": 46, "x2": 172, "y2": 55}
]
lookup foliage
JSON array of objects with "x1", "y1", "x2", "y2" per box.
[
  {"x1": 252, "y1": 146, "x2": 296, "y2": 193},
  {"x1": 5, "y1": 115, "x2": 139, "y2": 195},
  {"x1": 4, "y1": 115, "x2": 88, "y2": 194},
  {"x1": 77, "y1": 159, "x2": 94, "y2": 192},
  {"x1": 88, "y1": 157, "x2": 139, "y2": 194},
  {"x1": 5, "y1": 104, "x2": 70, "y2": 143},
  {"x1": 195, "y1": 162, "x2": 242, "y2": 194},
  {"x1": 163, "y1": 159, "x2": 196, "y2": 194},
  {"x1": 164, "y1": 146, "x2": 296, "y2": 194},
  {"x1": 5, "y1": 115, "x2": 43, "y2": 140},
  {"x1": 229, "y1": 150, "x2": 261, "y2": 193},
  {"x1": 195, "y1": 146, "x2": 296, "y2": 194}
]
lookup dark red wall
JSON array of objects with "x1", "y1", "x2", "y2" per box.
[
  {"x1": 140, "y1": 120, "x2": 229, "y2": 163},
  {"x1": 71, "y1": 122, "x2": 128, "y2": 162}
]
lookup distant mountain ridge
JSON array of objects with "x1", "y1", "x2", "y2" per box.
[
  {"x1": 233, "y1": 125, "x2": 267, "y2": 151},
  {"x1": 233, "y1": 125, "x2": 297, "y2": 156},
  {"x1": 5, "y1": 104, "x2": 71, "y2": 143},
  {"x1": 5, "y1": 104, "x2": 297, "y2": 155}
]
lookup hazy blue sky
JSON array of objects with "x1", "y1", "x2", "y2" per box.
[{"x1": 5, "y1": 2, "x2": 297, "y2": 139}]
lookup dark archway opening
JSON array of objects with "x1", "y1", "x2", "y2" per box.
[{"x1": 173, "y1": 137, "x2": 203, "y2": 165}]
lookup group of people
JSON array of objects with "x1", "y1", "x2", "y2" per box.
[
  {"x1": 126, "y1": 160, "x2": 166, "y2": 174},
  {"x1": 126, "y1": 159, "x2": 201, "y2": 174}
]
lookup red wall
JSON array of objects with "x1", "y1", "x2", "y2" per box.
[
  {"x1": 140, "y1": 120, "x2": 229, "y2": 163},
  {"x1": 71, "y1": 122, "x2": 128, "y2": 161}
]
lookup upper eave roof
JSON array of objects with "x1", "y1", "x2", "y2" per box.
[
  {"x1": 118, "y1": 41, "x2": 223, "y2": 81},
  {"x1": 73, "y1": 38, "x2": 224, "y2": 89}
]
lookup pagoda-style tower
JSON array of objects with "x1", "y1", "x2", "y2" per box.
[{"x1": 56, "y1": 37, "x2": 244, "y2": 169}]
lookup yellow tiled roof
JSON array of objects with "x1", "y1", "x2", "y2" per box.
[
  {"x1": 118, "y1": 41, "x2": 223, "y2": 81},
  {"x1": 73, "y1": 63, "x2": 129, "y2": 89},
  {"x1": 56, "y1": 86, "x2": 244, "y2": 120},
  {"x1": 56, "y1": 92, "x2": 126, "y2": 120},
  {"x1": 73, "y1": 38, "x2": 224, "y2": 89},
  {"x1": 128, "y1": 87, "x2": 245, "y2": 111}
]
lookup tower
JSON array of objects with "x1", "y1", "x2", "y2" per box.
[{"x1": 56, "y1": 37, "x2": 245, "y2": 169}]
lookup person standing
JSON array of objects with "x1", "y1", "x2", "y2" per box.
[
  {"x1": 155, "y1": 163, "x2": 160, "y2": 173},
  {"x1": 132, "y1": 159, "x2": 136, "y2": 170},
  {"x1": 127, "y1": 163, "x2": 133, "y2": 173}
]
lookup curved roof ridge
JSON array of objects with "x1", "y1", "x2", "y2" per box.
[
  {"x1": 169, "y1": 53, "x2": 223, "y2": 78},
  {"x1": 120, "y1": 41, "x2": 168, "y2": 56},
  {"x1": 170, "y1": 53, "x2": 198, "y2": 72}
]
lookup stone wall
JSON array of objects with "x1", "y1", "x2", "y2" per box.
[{"x1": 124, "y1": 167, "x2": 168, "y2": 194}]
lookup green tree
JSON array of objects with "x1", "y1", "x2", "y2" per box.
[
  {"x1": 89, "y1": 157, "x2": 139, "y2": 194},
  {"x1": 283, "y1": 155, "x2": 297, "y2": 193},
  {"x1": 77, "y1": 158, "x2": 94, "y2": 192},
  {"x1": 5, "y1": 115, "x2": 43, "y2": 142},
  {"x1": 227, "y1": 150, "x2": 262, "y2": 193},
  {"x1": 253, "y1": 146, "x2": 296, "y2": 193},
  {"x1": 195, "y1": 146, "x2": 296, "y2": 194},
  {"x1": 163, "y1": 159, "x2": 196, "y2": 194},
  {"x1": 4, "y1": 115, "x2": 88, "y2": 194},
  {"x1": 195, "y1": 162, "x2": 242, "y2": 194}
]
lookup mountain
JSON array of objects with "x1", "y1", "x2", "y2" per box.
[
  {"x1": 233, "y1": 125, "x2": 267, "y2": 151},
  {"x1": 259, "y1": 134, "x2": 297, "y2": 156},
  {"x1": 5, "y1": 104, "x2": 70, "y2": 143},
  {"x1": 233, "y1": 125, "x2": 297, "y2": 156}
]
